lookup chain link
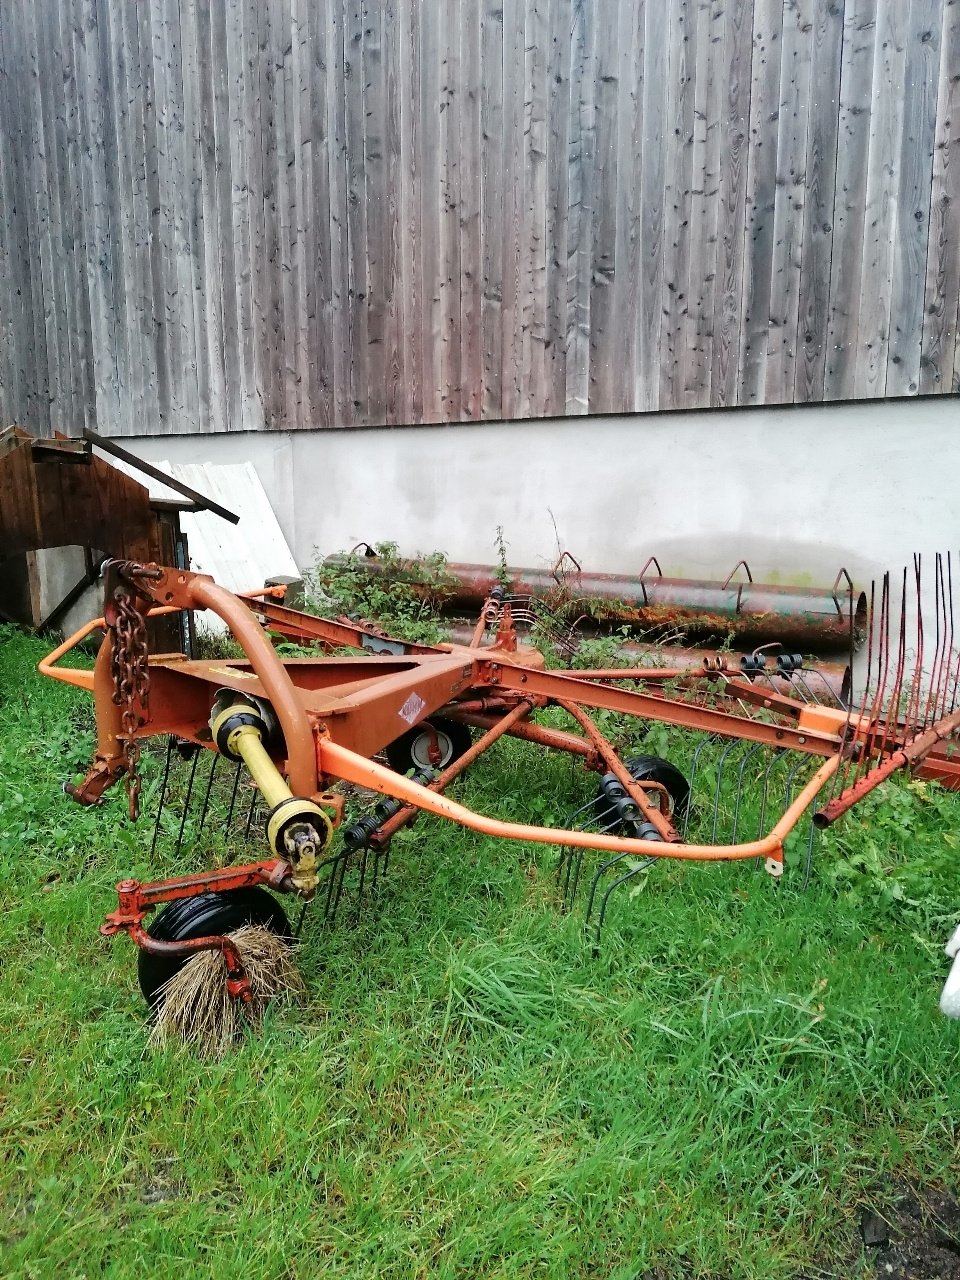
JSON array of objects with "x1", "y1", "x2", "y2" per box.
[{"x1": 108, "y1": 566, "x2": 152, "y2": 821}]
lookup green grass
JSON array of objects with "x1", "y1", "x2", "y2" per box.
[{"x1": 2, "y1": 623, "x2": 960, "y2": 1278}]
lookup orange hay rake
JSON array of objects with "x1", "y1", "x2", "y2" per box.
[{"x1": 41, "y1": 557, "x2": 960, "y2": 1009}]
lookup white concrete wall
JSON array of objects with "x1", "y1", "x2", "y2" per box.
[{"x1": 126, "y1": 397, "x2": 960, "y2": 591}]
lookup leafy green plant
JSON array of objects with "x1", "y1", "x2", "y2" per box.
[{"x1": 302, "y1": 542, "x2": 453, "y2": 645}]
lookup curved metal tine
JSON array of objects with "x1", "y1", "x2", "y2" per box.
[
  {"x1": 793, "y1": 671, "x2": 827, "y2": 707},
  {"x1": 761, "y1": 667, "x2": 811, "y2": 705},
  {"x1": 149, "y1": 736, "x2": 176, "y2": 860},
  {"x1": 684, "y1": 735, "x2": 719, "y2": 839},
  {"x1": 592, "y1": 858, "x2": 657, "y2": 955},
  {"x1": 756, "y1": 748, "x2": 784, "y2": 838},
  {"x1": 731, "y1": 742, "x2": 765, "y2": 842},
  {"x1": 780, "y1": 756, "x2": 807, "y2": 844},
  {"x1": 567, "y1": 794, "x2": 603, "y2": 829},
  {"x1": 324, "y1": 846, "x2": 351, "y2": 923},
  {"x1": 243, "y1": 780, "x2": 259, "y2": 838},
  {"x1": 585, "y1": 851, "x2": 634, "y2": 929},
  {"x1": 225, "y1": 761, "x2": 243, "y2": 831},
  {"x1": 371, "y1": 841, "x2": 390, "y2": 893},
  {"x1": 801, "y1": 814, "x2": 819, "y2": 892},
  {"x1": 173, "y1": 747, "x2": 202, "y2": 859},
  {"x1": 942, "y1": 551, "x2": 956, "y2": 717},
  {"x1": 565, "y1": 850, "x2": 586, "y2": 909},
  {"x1": 557, "y1": 844, "x2": 574, "y2": 897},
  {"x1": 196, "y1": 751, "x2": 219, "y2": 833},
  {"x1": 710, "y1": 738, "x2": 744, "y2": 844},
  {"x1": 355, "y1": 845, "x2": 370, "y2": 907}
]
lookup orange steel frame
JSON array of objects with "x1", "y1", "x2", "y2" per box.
[{"x1": 42, "y1": 564, "x2": 960, "y2": 963}]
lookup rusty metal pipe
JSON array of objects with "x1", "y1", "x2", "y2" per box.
[{"x1": 324, "y1": 556, "x2": 867, "y2": 651}]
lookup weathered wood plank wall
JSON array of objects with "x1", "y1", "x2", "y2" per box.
[{"x1": 0, "y1": 0, "x2": 957, "y2": 437}]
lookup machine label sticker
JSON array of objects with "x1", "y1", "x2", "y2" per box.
[{"x1": 398, "y1": 693, "x2": 426, "y2": 725}]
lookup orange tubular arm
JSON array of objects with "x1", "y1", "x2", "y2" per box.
[
  {"x1": 318, "y1": 738, "x2": 841, "y2": 863},
  {"x1": 38, "y1": 607, "x2": 182, "y2": 692},
  {"x1": 185, "y1": 577, "x2": 319, "y2": 798}
]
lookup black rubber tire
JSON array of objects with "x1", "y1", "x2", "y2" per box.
[
  {"x1": 385, "y1": 716, "x2": 472, "y2": 775},
  {"x1": 594, "y1": 753, "x2": 691, "y2": 833},
  {"x1": 137, "y1": 887, "x2": 292, "y2": 1011}
]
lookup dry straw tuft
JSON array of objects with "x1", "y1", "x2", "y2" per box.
[{"x1": 149, "y1": 925, "x2": 305, "y2": 1059}]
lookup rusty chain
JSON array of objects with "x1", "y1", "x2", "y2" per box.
[{"x1": 108, "y1": 563, "x2": 155, "y2": 820}]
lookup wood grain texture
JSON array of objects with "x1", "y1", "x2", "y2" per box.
[
  {"x1": 854, "y1": 0, "x2": 909, "y2": 398},
  {"x1": 1, "y1": 0, "x2": 958, "y2": 436},
  {"x1": 823, "y1": 0, "x2": 877, "y2": 399},
  {"x1": 921, "y1": 0, "x2": 960, "y2": 392}
]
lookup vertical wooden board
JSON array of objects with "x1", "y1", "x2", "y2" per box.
[
  {"x1": 19, "y1": 2, "x2": 57, "y2": 435},
  {"x1": 191, "y1": 0, "x2": 228, "y2": 432},
  {"x1": 269, "y1": 0, "x2": 297, "y2": 427},
  {"x1": 499, "y1": 0, "x2": 525, "y2": 419},
  {"x1": 242, "y1": 0, "x2": 268, "y2": 430},
  {"x1": 209, "y1": 0, "x2": 241, "y2": 431},
  {"x1": 611, "y1": 0, "x2": 642, "y2": 413},
  {"x1": 326, "y1": 0, "x2": 352, "y2": 424},
  {"x1": 763, "y1": 0, "x2": 815, "y2": 405},
  {"x1": 710, "y1": 0, "x2": 754, "y2": 407},
  {"x1": 399, "y1": 0, "x2": 424, "y2": 424},
  {"x1": 635, "y1": 0, "x2": 667, "y2": 412},
  {"x1": 437, "y1": 0, "x2": 462, "y2": 420},
  {"x1": 479, "y1": 0, "x2": 504, "y2": 420},
  {"x1": 684, "y1": 0, "x2": 725, "y2": 408},
  {"x1": 362, "y1": 0, "x2": 387, "y2": 425},
  {"x1": 42, "y1": 0, "x2": 88, "y2": 433},
  {"x1": 520, "y1": 0, "x2": 547, "y2": 418},
  {"x1": 383, "y1": 0, "x2": 406, "y2": 424},
  {"x1": 542, "y1": 0, "x2": 571, "y2": 416},
  {"x1": 74, "y1": 0, "x2": 121, "y2": 432},
  {"x1": 659, "y1": 0, "x2": 698, "y2": 411},
  {"x1": 921, "y1": 0, "x2": 960, "y2": 393},
  {"x1": 794, "y1": 0, "x2": 843, "y2": 403},
  {"x1": 0, "y1": 16, "x2": 14, "y2": 425},
  {"x1": 163, "y1": 0, "x2": 200, "y2": 432},
  {"x1": 305, "y1": 0, "x2": 334, "y2": 426},
  {"x1": 564, "y1": 0, "x2": 595, "y2": 415},
  {"x1": 886, "y1": 0, "x2": 943, "y2": 395},
  {"x1": 0, "y1": 12, "x2": 27, "y2": 426},
  {"x1": 737, "y1": 0, "x2": 783, "y2": 404},
  {"x1": 255, "y1": 0, "x2": 281, "y2": 427},
  {"x1": 854, "y1": 0, "x2": 909, "y2": 398},
  {"x1": 134, "y1": 0, "x2": 170, "y2": 429},
  {"x1": 588, "y1": 0, "x2": 621, "y2": 414},
  {"x1": 290, "y1": 0, "x2": 313, "y2": 424},
  {"x1": 90, "y1": 0, "x2": 132, "y2": 433},
  {"x1": 147, "y1": 0, "x2": 182, "y2": 429},
  {"x1": 225, "y1": 0, "x2": 256, "y2": 430},
  {"x1": 32, "y1": 0, "x2": 73, "y2": 433},
  {"x1": 417, "y1": 1, "x2": 442, "y2": 423},
  {"x1": 33, "y1": 0, "x2": 75, "y2": 431},
  {"x1": 179, "y1": 0, "x2": 211, "y2": 433},
  {"x1": 823, "y1": 0, "x2": 877, "y2": 400},
  {"x1": 343, "y1": 0, "x2": 370, "y2": 422},
  {"x1": 61, "y1": 0, "x2": 99, "y2": 432},
  {"x1": 459, "y1": 0, "x2": 483, "y2": 421}
]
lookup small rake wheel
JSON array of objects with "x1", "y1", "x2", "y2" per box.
[
  {"x1": 594, "y1": 754, "x2": 691, "y2": 835},
  {"x1": 138, "y1": 888, "x2": 293, "y2": 1012},
  {"x1": 386, "y1": 716, "x2": 472, "y2": 775}
]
